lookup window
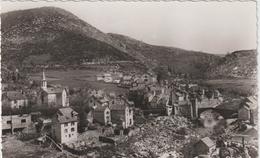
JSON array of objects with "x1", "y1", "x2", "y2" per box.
[
  {"x1": 71, "y1": 122, "x2": 75, "y2": 126},
  {"x1": 64, "y1": 123, "x2": 68, "y2": 127},
  {"x1": 65, "y1": 129, "x2": 68, "y2": 133},
  {"x1": 21, "y1": 119, "x2": 26, "y2": 123},
  {"x1": 71, "y1": 128, "x2": 75, "y2": 132},
  {"x1": 7, "y1": 121, "x2": 11, "y2": 124},
  {"x1": 14, "y1": 100, "x2": 17, "y2": 104},
  {"x1": 69, "y1": 134, "x2": 71, "y2": 138}
]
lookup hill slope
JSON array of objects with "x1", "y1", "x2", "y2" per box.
[
  {"x1": 206, "y1": 50, "x2": 257, "y2": 79},
  {"x1": 3, "y1": 7, "x2": 254, "y2": 79},
  {"x1": 1, "y1": 7, "x2": 137, "y2": 67},
  {"x1": 108, "y1": 33, "x2": 221, "y2": 77}
]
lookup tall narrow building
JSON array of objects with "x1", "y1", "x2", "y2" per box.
[{"x1": 41, "y1": 71, "x2": 47, "y2": 91}]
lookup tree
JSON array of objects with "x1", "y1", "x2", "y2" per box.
[{"x1": 78, "y1": 108, "x2": 87, "y2": 133}]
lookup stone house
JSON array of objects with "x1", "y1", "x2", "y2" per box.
[
  {"x1": 93, "y1": 106, "x2": 111, "y2": 125},
  {"x1": 141, "y1": 72, "x2": 157, "y2": 84},
  {"x1": 96, "y1": 74, "x2": 104, "y2": 81},
  {"x1": 2, "y1": 114, "x2": 32, "y2": 134},
  {"x1": 194, "y1": 137, "x2": 216, "y2": 157},
  {"x1": 110, "y1": 97, "x2": 134, "y2": 129},
  {"x1": 88, "y1": 95, "x2": 109, "y2": 109},
  {"x1": 52, "y1": 107, "x2": 78, "y2": 144},
  {"x1": 238, "y1": 96, "x2": 257, "y2": 124},
  {"x1": 3, "y1": 91, "x2": 28, "y2": 109},
  {"x1": 103, "y1": 73, "x2": 113, "y2": 83},
  {"x1": 171, "y1": 88, "x2": 223, "y2": 119}
]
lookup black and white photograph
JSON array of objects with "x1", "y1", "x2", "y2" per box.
[{"x1": 0, "y1": 1, "x2": 258, "y2": 158}]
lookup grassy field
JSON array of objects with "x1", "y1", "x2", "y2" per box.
[
  {"x1": 2, "y1": 135, "x2": 77, "y2": 158},
  {"x1": 200, "y1": 79, "x2": 257, "y2": 97},
  {"x1": 30, "y1": 69, "x2": 127, "y2": 94}
]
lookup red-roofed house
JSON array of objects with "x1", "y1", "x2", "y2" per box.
[{"x1": 51, "y1": 107, "x2": 78, "y2": 144}]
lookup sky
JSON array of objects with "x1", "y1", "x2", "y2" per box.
[{"x1": 1, "y1": 1, "x2": 257, "y2": 54}]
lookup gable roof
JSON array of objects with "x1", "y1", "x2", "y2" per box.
[
  {"x1": 94, "y1": 105, "x2": 109, "y2": 112},
  {"x1": 56, "y1": 107, "x2": 78, "y2": 123},
  {"x1": 110, "y1": 97, "x2": 130, "y2": 110},
  {"x1": 199, "y1": 137, "x2": 215, "y2": 148},
  {"x1": 6, "y1": 91, "x2": 27, "y2": 100},
  {"x1": 241, "y1": 127, "x2": 258, "y2": 138},
  {"x1": 44, "y1": 87, "x2": 65, "y2": 94},
  {"x1": 244, "y1": 96, "x2": 257, "y2": 109}
]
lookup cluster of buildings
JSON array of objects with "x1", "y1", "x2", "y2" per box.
[
  {"x1": 129, "y1": 80, "x2": 224, "y2": 120},
  {"x1": 2, "y1": 71, "x2": 136, "y2": 145},
  {"x1": 97, "y1": 70, "x2": 157, "y2": 88},
  {"x1": 2, "y1": 71, "x2": 77, "y2": 144},
  {"x1": 1, "y1": 68, "x2": 258, "y2": 157},
  {"x1": 86, "y1": 90, "x2": 134, "y2": 129}
]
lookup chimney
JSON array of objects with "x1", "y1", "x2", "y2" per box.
[
  {"x1": 250, "y1": 110, "x2": 254, "y2": 125},
  {"x1": 202, "y1": 89, "x2": 205, "y2": 99},
  {"x1": 242, "y1": 137, "x2": 245, "y2": 149},
  {"x1": 190, "y1": 97, "x2": 198, "y2": 119}
]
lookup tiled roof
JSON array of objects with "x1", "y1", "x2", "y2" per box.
[
  {"x1": 94, "y1": 105, "x2": 109, "y2": 112},
  {"x1": 44, "y1": 87, "x2": 64, "y2": 94},
  {"x1": 110, "y1": 98, "x2": 129, "y2": 110},
  {"x1": 241, "y1": 127, "x2": 258, "y2": 138},
  {"x1": 199, "y1": 137, "x2": 215, "y2": 148},
  {"x1": 56, "y1": 107, "x2": 78, "y2": 123},
  {"x1": 244, "y1": 96, "x2": 257, "y2": 109},
  {"x1": 6, "y1": 91, "x2": 27, "y2": 100}
]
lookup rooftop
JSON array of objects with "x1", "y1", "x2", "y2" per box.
[
  {"x1": 43, "y1": 86, "x2": 67, "y2": 94},
  {"x1": 56, "y1": 107, "x2": 78, "y2": 123},
  {"x1": 199, "y1": 137, "x2": 215, "y2": 148},
  {"x1": 5, "y1": 91, "x2": 27, "y2": 100}
]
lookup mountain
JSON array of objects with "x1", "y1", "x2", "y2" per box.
[
  {"x1": 1, "y1": 7, "x2": 137, "y2": 67},
  {"x1": 206, "y1": 50, "x2": 257, "y2": 79},
  {"x1": 4, "y1": 7, "x2": 253, "y2": 79},
  {"x1": 108, "y1": 33, "x2": 221, "y2": 77}
]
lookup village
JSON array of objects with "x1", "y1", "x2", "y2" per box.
[{"x1": 1, "y1": 66, "x2": 258, "y2": 158}]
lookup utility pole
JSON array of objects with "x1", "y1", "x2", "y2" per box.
[{"x1": 10, "y1": 111, "x2": 13, "y2": 134}]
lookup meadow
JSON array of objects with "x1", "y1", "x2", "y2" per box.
[
  {"x1": 201, "y1": 79, "x2": 257, "y2": 97},
  {"x1": 29, "y1": 69, "x2": 127, "y2": 94}
]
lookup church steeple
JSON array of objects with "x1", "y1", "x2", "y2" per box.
[{"x1": 42, "y1": 70, "x2": 47, "y2": 90}]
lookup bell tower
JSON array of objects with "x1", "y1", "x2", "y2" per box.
[{"x1": 41, "y1": 70, "x2": 47, "y2": 90}]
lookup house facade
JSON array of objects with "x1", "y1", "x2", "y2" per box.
[
  {"x1": 194, "y1": 137, "x2": 216, "y2": 157},
  {"x1": 52, "y1": 107, "x2": 78, "y2": 144},
  {"x1": 170, "y1": 88, "x2": 223, "y2": 119},
  {"x1": 3, "y1": 91, "x2": 28, "y2": 109},
  {"x1": 110, "y1": 97, "x2": 134, "y2": 129},
  {"x1": 93, "y1": 106, "x2": 111, "y2": 125},
  {"x1": 2, "y1": 114, "x2": 32, "y2": 134},
  {"x1": 238, "y1": 96, "x2": 257, "y2": 124}
]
